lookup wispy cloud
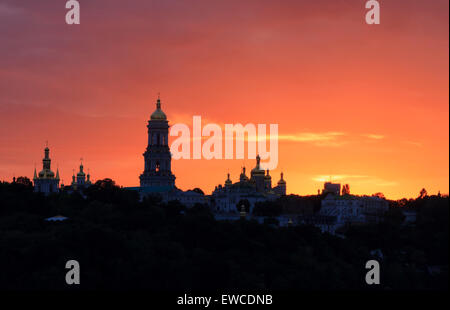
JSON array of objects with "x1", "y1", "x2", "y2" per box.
[
  {"x1": 313, "y1": 174, "x2": 397, "y2": 187},
  {"x1": 168, "y1": 120, "x2": 347, "y2": 147},
  {"x1": 362, "y1": 134, "x2": 385, "y2": 140},
  {"x1": 312, "y1": 174, "x2": 368, "y2": 182},
  {"x1": 404, "y1": 141, "x2": 423, "y2": 147},
  {"x1": 279, "y1": 132, "x2": 345, "y2": 142},
  {"x1": 278, "y1": 132, "x2": 347, "y2": 147}
]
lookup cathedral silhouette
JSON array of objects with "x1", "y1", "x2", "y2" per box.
[
  {"x1": 131, "y1": 96, "x2": 287, "y2": 213},
  {"x1": 32, "y1": 96, "x2": 287, "y2": 213}
]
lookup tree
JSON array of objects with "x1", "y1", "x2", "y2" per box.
[
  {"x1": 419, "y1": 188, "x2": 428, "y2": 199},
  {"x1": 372, "y1": 192, "x2": 385, "y2": 199},
  {"x1": 16, "y1": 176, "x2": 33, "y2": 187},
  {"x1": 342, "y1": 184, "x2": 350, "y2": 195},
  {"x1": 94, "y1": 178, "x2": 117, "y2": 189},
  {"x1": 191, "y1": 188, "x2": 204, "y2": 195}
]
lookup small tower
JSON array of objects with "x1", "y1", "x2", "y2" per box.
[
  {"x1": 71, "y1": 169, "x2": 77, "y2": 190},
  {"x1": 86, "y1": 169, "x2": 92, "y2": 186},
  {"x1": 264, "y1": 169, "x2": 272, "y2": 190},
  {"x1": 76, "y1": 159, "x2": 86, "y2": 187},
  {"x1": 275, "y1": 172, "x2": 286, "y2": 196},
  {"x1": 225, "y1": 173, "x2": 232, "y2": 188},
  {"x1": 33, "y1": 145, "x2": 60, "y2": 194},
  {"x1": 250, "y1": 155, "x2": 265, "y2": 191},
  {"x1": 239, "y1": 167, "x2": 249, "y2": 182}
]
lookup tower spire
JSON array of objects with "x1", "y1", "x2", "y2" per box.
[{"x1": 156, "y1": 94, "x2": 161, "y2": 109}]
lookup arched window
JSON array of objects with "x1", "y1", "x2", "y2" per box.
[{"x1": 155, "y1": 162, "x2": 160, "y2": 173}]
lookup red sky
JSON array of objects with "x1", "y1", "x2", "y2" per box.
[{"x1": 0, "y1": 0, "x2": 448, "y2": 199}]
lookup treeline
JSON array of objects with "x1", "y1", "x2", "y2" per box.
[{"x1": 0, "y1": 179, "x2": 448, "y2": 290}]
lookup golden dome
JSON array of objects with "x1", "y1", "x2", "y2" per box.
[
  {"x1": 151, "y1": 98, "x2": 167, "y2": 120},
  {"x1": 39, "y1": 169, "x2": 55, "y2": 178}
]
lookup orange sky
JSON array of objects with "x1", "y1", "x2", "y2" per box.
[{"x1": 0, "y1": 0, "x2": 448, "y2": 199}]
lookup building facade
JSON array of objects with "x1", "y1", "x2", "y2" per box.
[
  {"x1": 211, "y1": 155, "x2": 287, "y2": 214},
  {"x1": 319, "y1": 194, "x2": 389, "y2": 228},
  {"x1": 70, "y1": 161, "x2": 92, "y2": 190}
]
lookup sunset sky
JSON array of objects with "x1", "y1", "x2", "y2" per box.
[{"x1": 0, "y1": 0, "x2": 448, "y2": 199}]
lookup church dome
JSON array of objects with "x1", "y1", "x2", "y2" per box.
[
  {"x1": 151, "y1": 98, "x2": 167, "y2": 120},
  {"x1": 251, "y1": 167, "x2": 265, "y2": 175},
  {"x1": 39, "y1": 169, "x2": 54, "y2": 178},
  {"x1": 251, "y1": 155, "x2": 265, "y2": 176},
  {"x1": 77, "y1": 162, "x2": 86, "y2": 177},
  {"x1": 278, "y1": 172, "x2": 286, "y2": 185},
  {"x1": 225, "y1": 173, "x2": 232, "y2": 186}
]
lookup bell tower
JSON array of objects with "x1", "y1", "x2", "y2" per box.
[{"x1": 139, "y1": 97, "x2": 176, "y2": 188}]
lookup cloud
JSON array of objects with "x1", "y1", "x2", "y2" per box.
[
  {"x1": 278, "y1": 132, "x2": 347, "y2": 147},
  {"x1": 312, "y1": 175, "x2": 397, "y2": 187},
  {"x1": 362, "y1": 134, "x2": 385, "y2": 140},
  {"x1": 404, "y1": 141, "x2": 423, "y2": 147},
  {"x1": 312, "y1": 174, "x2": 368, "y2": 182},
  {"x1": 167, "y1": 120, "x2": 347, "y2": 147},
  {"x1": 279, "y1": 132, "x2": 345, "y2": 142}
]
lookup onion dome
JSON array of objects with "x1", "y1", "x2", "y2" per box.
[
  {"x1": 39, "y1": 169, "x2": 54, "y2": 178},
  {"x1": 225, "y1": 173, "x2": 232, "y2": 186},
  {"x1": 264, "y1": 169, "x2": 271, "y2": 179},
  {"x1": 77, "y1": 162, "x2": 85, "y2": 177},
  {"x1": 251, "y1": 154, "x2": 265, "y2": 176},
  {"x1": 240, "y1": 167, "x2": 249, "y2": 182},
  {"x1": 38, "y1": 145, "x2": 55, "y2": 179},
  {"x1": 278, "y1": 172, "x2": 286, "y2": 185},
  {"x1": 86, "y1": 169, "x2": 92, "y2": 184},
  {"x1": 150, "y1": 97, "x2": 167, "y2": 120}
]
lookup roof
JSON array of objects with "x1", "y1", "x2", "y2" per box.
[{"x1": 45, "y1": 215, "x2": 68, "y2": 221}]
